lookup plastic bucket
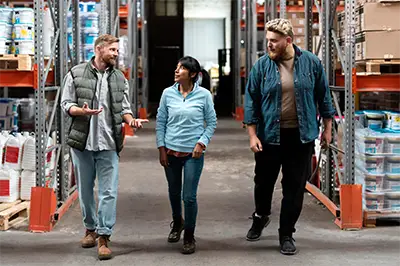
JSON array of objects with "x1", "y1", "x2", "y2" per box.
[
  {"x1": 0, "y1": 22, "x2": 13, "y2": 39},
  {"x1": 13, "y1": 40, "x2": 34, "y2": 55},
  {"x1": 79, "y1": 2, "x2": 97, "y2": 12},
  {"x1": 385, "y1": 136, "x2": 400, "y2": 154},
  {"x1": 81, "y1": 12, "x2": 99, "y2": 28},
  {"x1": 83, "y1": 44, "x2": 95, "y2": 62},
  {"x1": 388, "y1": 112, "x2": 400, "y2": 130},
  {"x1": 83, "y1": 28, "x2": 98, "y2": 45},
  {"x1": 12, "y1": 23, "x2": 34, "y2": 40},
  {"x1": 13, "y1": 8, "x2": 34, "y2": 24},
  {"x1": 365, "y1": 192, "x2": 385, "y2": 210},
  {"x1": 385, "y1": 192, "x2": 400, "y2": 210},
  {"x1": 386, "y1": 155, "x2": 400, "y2": 174},
  {"x1": 0, "y1": 8, "x2": 13, "y2": 23},
  {"x1": 0, "y1": 38, "x2": 11, "y2": 54},
  {"x1": 365, "y1": 173, "x2": 385, "y2": 192},
  {"x1": 364, "y1": 155, "x2": 385, "y2": 173},
  {"x1": 385, "y1": 174, "x2": 400, "y2": 192},
  {"x1": 367, "y1": 120, "x2": 383, "y2": 130}
]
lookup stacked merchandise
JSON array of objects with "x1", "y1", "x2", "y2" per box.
[
  {"x1": 67, "y1": 1, "x2": 99, "y2": 63},
  {"x1": 337, "y1": 1, "x2": 400, "y2": 62},
  {"x1": 0, "y1": 98, "x2": 17, "y2": 131},
  {"x1": 355, "y1": 110, "x2": 400, "y2": 212},
  {"x1": 0, "y1": 7, "x2": 13, "y2": 54},
  {"x1": 11, "y1": 8, "x2": 35, "y2": 55},
  {"x1": 0, "y1": 131, "x2": 57, "y2": 202}
]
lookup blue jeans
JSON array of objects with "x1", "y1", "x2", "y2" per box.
[
  {"x1": 70, "y1": 148, "x2": 119, "y2": 236},
  {"x1": 164, "y1": 154, "x2": 204, "y2": 230}
]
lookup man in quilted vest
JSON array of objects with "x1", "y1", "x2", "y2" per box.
[{"x1": 61, "y1": 34, "x2": 148, "y2": 260}]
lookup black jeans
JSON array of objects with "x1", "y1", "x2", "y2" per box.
[{"x1": 253, "y1": 128, "x2": 314, "y2": 237}]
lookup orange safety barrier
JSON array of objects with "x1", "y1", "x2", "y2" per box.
[
  {"x1": 235, "y1": 107, "x2": 244, "y2": 121},
  {"x1": 335, "y1": 184, "x2": 363, "y2": 230},
  {"x1": 139, "y1": 108, "x2": 148, "y2": 119},
  {"x1": 29, "y1": 187, "x2": 57, "y2": 232}
]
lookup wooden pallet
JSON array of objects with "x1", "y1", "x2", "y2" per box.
[
  {"x1": 0, "y1": 201, "x2": 30, "y2": 231},
  {"x1": 363, "y1": 210, "x2": 400, "y2": 228},
  {"x1": 355, "y1": 59, "x2": 400, "y2": 75},
  {"x1": 0, "y1": 54, "x2": 33, "y2": 71}
]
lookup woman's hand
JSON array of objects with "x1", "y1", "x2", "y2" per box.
[
  {"x1": 159, "y1": 147, "x2": 169, "y2": 167},
  {"x1": 192, "y1": 143, "x2": 205, "y2": 159}
]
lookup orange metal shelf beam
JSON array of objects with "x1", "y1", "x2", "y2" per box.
[
  {"x1": 336, "y1": 74, "x2": 400, "y2": 92},
  {"x1": 0, "y1": 70, "x2": 55, "y2": 88}
]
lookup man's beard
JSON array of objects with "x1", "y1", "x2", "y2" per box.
[
  {"x1": 268, "y1": 44, "x2": 288, "y2": 61},
  {"x1": 102, "y1": 54, "x2": 117, "y2": 66}
]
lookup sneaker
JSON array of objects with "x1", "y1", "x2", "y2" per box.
[
  {"x1": 280, "y1": 236, "x2": 297, "y2": 255},
  {"x1": 168, "y1": 217, "x2": 184, "y2": 243},
  {"x1": 181, "y1": 228, "x2": 196, "y2": 255},
  {"x1": 246, "y1": 213, "x2": 270, "y2": 241},
  {"x1": 98, "y1": 236, "x2": 112, "y2": 260},
  {"x1": 81, "y1": 229, "x2": 98, "y2": 248}
]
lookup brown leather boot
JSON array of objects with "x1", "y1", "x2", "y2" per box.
[
  {"x1": 81, "y1": 230, "x2": 97, "y2": 248},
  {"x1": 98, "y1": 236, "x2": 112, "y2": 260}
]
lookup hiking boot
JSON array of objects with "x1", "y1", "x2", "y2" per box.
[
  {"x1": 81, "y1": 229, "x2": 97, "y2": 248},
  {"x1": 280, "y1": 236, "x2": 297, "y2": 255},
  {"x1": 98, "y1": 236, "x2": 112, "y2": 260},
  {"x1": 181, "y1": 228, "x2": 196, "y2": 255},
  {"x1": 168, "y1": 216, "x2": 184, "y2": 243},
  {"x1": 246, "y1": 212, "x2": 270, "y2": 241}
]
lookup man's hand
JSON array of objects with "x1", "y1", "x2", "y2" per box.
[
  {"x1": 250, "y1": 135, "x2": 263, "y2": 153},
  {"x1": 321, "y1": 118, "x2": 333, "y2": 149},
  {"x1": 129, "y1": 119, "x2": 149, "y2": 129},
  {"x1": 82, "y1": 102, "x2": 103, "y2": 115},
  {"x1": 321, "y1": 129, "x2": 332, "y2": 149},
  {"x1": 159, "y1": 147, "x2": 169, "y2": 167},
  {"x1": 69, "y1": 102, "x2": 102, "y2": 116},
  {"x1": 192, "y1": 143, "x2": 204, "y2": 159}
]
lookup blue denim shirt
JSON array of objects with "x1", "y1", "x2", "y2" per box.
[{"x1": 243, "y1": 46, "x2": 335, "y2": 144}]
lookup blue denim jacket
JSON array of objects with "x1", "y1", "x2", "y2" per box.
[{"x1": 243, "y1": 46, "x2": 335, "y2": 144}]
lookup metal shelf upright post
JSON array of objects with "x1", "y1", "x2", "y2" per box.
[
  {"x1": 29, "y1": 0, "x2": 78, "y2": 232},
  {"x1": 305, "y1": 0, "x2": 363, "y2": 229}
]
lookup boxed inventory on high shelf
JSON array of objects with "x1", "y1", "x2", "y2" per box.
[
  {"x1": 355, "y1": 110, "x2": 400, "y2": 214},
  {"x1": 338, "y1": 1, "x2": 400, "y2": 73}
]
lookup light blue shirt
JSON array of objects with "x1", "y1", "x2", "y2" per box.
[{"x1": 156, "y1": 83, "x2": 217, "y2": 153}]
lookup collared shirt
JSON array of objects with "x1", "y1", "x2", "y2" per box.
[
  {"x1": 61, "y1": 66, "x2": 133, "y2": 151},
  {"x1": 244, "y1": 45, "x2": 335, "y2": 144}
]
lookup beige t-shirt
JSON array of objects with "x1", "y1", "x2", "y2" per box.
[{"x1": 278, "y1": 57, "x2": 298, "y2": 128}]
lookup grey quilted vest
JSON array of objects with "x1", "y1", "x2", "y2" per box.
[{"x1": 67, "y1": 62, "x2": 125, "y2": 153}]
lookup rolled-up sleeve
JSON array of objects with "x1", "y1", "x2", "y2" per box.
[
  {"x1": 61, "y1": 72, "x2": 78, "y2": 116},
  {"x1": 243, "y1": 61, "x2": 262, "y2": 125},
  {"x1": 121, "y1": 79, "x2": 133, "y2": 116},
  {"x1": 315, "y1": 60, "x2": 335, "y2": 118},
  {"x1": 198, "y1": 91, "x2": 217, "y2": 147}
]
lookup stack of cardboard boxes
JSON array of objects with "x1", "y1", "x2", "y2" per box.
[
  {"x1": 338, "y1": 1, "x2": 400, "y2": 62},
  {"x1": 288, "y1": 12, "x2": 307, "y2": 49}
]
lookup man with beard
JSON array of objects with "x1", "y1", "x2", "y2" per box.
[
  {"x1": 243, "y1": 19, "x2": 335, "y2": 255},
  {"x1": 61, "y1": 34, "x2": 148, "y2": 260}
]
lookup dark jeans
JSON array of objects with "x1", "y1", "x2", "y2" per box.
[
  {"x1": 254, "y1": 128, "x2": 314, "y2": 237},
  {"x1": 164, "y1": 154, "x2": 204, "y2": 230}
]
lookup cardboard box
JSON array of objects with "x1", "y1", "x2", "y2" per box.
[
  {"x1": 338, "y1": 2, "x2": 400, "y2": 37},
  {"x1": 293, "y1": 36, "x2": 305, "y2": 49},
  {"x1": 290, "y1": 18, "x2": 305, "y2": 27},
  {"x1": 356, "y1": 2, "x2": 400, "y2": 33},
  {"x1": 292, "y1": 26, "x2": 305, "y2": 36},
  {"x1": 355, "y1": 30, "x2": 400, "y2": 60}
]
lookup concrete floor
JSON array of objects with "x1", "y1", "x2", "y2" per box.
[{"x1": 0, "y1": 119, "x2": 399, "y2": 266}]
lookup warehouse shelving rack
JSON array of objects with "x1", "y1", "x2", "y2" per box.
[
  {"x1": 0, "y1": 0, "x2": 138, "y2": 232},
  {"x1": 238, "y1": 0, "x2": 399, "y2": 229}
]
